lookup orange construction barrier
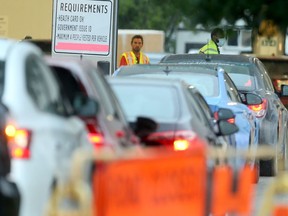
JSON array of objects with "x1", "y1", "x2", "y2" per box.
[
  {"x1": 273, "y1": 206, "x2": 288, "y2": 216},
  {"x1": 93, "y1": 145, "x2": 207, "y2": 216},
  {"x1": 211, "y1": 165, "x2": 256, "y2": 216},
  {"x1": 45, "y1": 145, "x2": 274, "y2": 216}
]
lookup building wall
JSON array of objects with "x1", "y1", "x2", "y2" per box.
[{"x1": 0, "y1": 0, "x2": 53, "y2": 40}]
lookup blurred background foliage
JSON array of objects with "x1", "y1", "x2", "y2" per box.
[{"x1": 118, "y1": 0, "x2": 288, "y2": 52}]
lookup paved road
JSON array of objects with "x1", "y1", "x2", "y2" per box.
[
  {"x1": 252, "y1": 176, "x2": 288, "y2": 216},
  {"x1": 252, "y1": 177, "x2": 273, "y2": 215}
]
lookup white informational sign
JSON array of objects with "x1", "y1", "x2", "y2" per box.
[{"x1": 53, "y1": 0, "x2": 112, "y2": 55}]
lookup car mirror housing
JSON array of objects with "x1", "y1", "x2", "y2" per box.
[
  {"x1": 218, "y1": 120, "x2": 239, "y2": 136},
  {"x1": 216, "y1": 108, "x2": 239, "y2": 136},
  {"x1": 217, "y1": 108, "x2": 235, "y2": 121},
  {"x1": 240, "y1": 92, "x2": 262, "y2": 105},
  {"x1": 133, "y1": 116, "x2": 158, "y2": 140},
  {"x1": 281, "y1": 84, "x2": 288, "y2": 97}
]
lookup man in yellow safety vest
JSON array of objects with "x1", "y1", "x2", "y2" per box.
[
  {"x1": 119, "y1": 34, "x2": 150, "y2": 66},
  {"x1": 199, "y1": 28, "x2": 226, "y2": 54}
]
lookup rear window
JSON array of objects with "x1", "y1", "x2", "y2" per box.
[
  {"x1": 215, "y1": 64, "x2": 257, "y2": 91},
  {"x1": 115, "y1": 72, "x2": 219, "y2": 97},
  {"x1": 111, "y1": 84, "x2": 179, "y2": 121},
  {"x1": 166, "y1": 73, "x2": 219, "y2": 97}
]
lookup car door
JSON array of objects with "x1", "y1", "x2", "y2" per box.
[
  {"x1": 184, "y1": 87, "x2": 218, "y2": 145},
  {"x1": 24, "y1": 55, "x2": 89, "y2": 177},
  {"x1": 87, "y1": 69, "x2": 135, "y2": 148},
  {"x1": 258, "y1": 59, "x2": 288, "y2": 141}
]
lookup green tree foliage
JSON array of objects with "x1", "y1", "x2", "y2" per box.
[
  {"x1": 118, "y1": 0, "x2": 288, "y2": 51},
  {"x1": 118, "y1": 0, "x2": 183, "y2": 50}
]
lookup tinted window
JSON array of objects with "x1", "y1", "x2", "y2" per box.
[
  {"x1": 118, "y1": 72, "x2": 219, "y2": 97},
  {"x1": 219, "y1": 64, "x2": 257, "y2": 91},
  {"x1": 162, "y1": 73, "x2": 219, "y2": 97},
  {"x1": 224, "y1": 73, "x2": 242, "y2": 102},
  {"x1": 50, "y1": 66, "x2": 87, "y2": 104},
  {"x1": 26, "y1": 55, "x2": 68, "y2": 115},
  {"x1": 186, "y1": 88, "x2": 213, "y2": 128},
  {"x1": 111, "y1": 84, "x2": 179, "y2": 121},
  {"x1": 0, "y1": 61, "x2": 4, "y2": 97},
  {"x1": 256, "y1": 60, "x2": 275, "y2": 91},
  {"x1": 89, "y1": 69, "x2": 129, "y2": 124}
]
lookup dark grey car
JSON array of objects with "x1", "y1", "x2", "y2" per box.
[
  {"x1": 108, "y1": 76, "x2": 238, "y2": 150},
  {"x1": 160, "y1": 53, "x2": 288, "y2": 176}
]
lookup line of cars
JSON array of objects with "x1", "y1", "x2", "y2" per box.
[
  {"x1": 159, "y1": 53, "x2": 288, "y2": 176},
  {"x1": 108, "y1": 76, "x2": 238, "y2": 151},
  {"x1": 2, "y1": 36, "x2": 286, "y2": 214},
  {"x1": 0, "y1": 38, "x2": 158, "y2": 216},
  {"x1": 113, "y1": 64, "x2": 263, "y2": 174},
  {"x1": 0, "y1": 38, "x2": 99, "y2": 216}
]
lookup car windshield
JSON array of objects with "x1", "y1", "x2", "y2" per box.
[
  {"x1": 111, "y1": 84, "x2": 179, "y2": 122},
  {"x1": 0, "y1": 61, "x2": 5, "y2": 97},
  {"x1": 122, "y1": 72, "x2": 219, "y2": 97}
]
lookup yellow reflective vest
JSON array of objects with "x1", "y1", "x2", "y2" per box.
[
  {"x1": 199, "y1": 40, "x2": 220, "y2": 54},
  {"x1": 121, "y1": 51, "x2": 150, "y2": 65}
]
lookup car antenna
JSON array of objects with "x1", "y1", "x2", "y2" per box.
[{"x1": 163, "y1": 65, "x2": 170, "y2": 75}]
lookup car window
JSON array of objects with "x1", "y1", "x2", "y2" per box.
[
  {"x1": 167, "y1": 73, "x2": 219, "y2": 97},
  {"x1": 111, "y1": 84, "x2": 179, "y2": 122},
  {"x1": 256, "y1": 60, "x2": 275, "y2": 91},
  {"x1": 186, "y1": 87, "x2": 212, "y2": 128},
  {"x1": 89, "y1": 69, "x2": 129, "y2": 124},
  {"x1": 0, "y1": 61, "x2": 5, "y2": 98},
  {"x1": 218, "y1": 64, "x2": 256, "y2": 91},
  {"x1": 224, "y1": 73, "x2": 242, "y2": 102},
  {"x1": 118, "y1": 72, "x2": 219, "y2": 97},
  {"x1": 26, "y1": 55, "x2": 68, "y2": 115},
  {"x1": 50, "y1": 66, "x2": 87, "y2": 104},
  {"x1": 185, "y1": 88, "x2": 211, "y2": 128}
]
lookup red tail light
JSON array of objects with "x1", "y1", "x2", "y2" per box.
[
  {"x1": 5, "y1": 125, "x2": 32, "y2": 159},
  {"x1": 247, "y1": 98, "x2": 267, "y2": 118},
  {"x1": 85, "y1": 121, "x2": 105, "y2": 149},
  {"x1": 214, "y1": 111, "x2": 235, "y2": 124},
  {"x1": 227, "y1": 118, "x2": 235, "y2": 124},
  {"x1": 146, "y1": 130, "x2": 206, "y2": 151}
]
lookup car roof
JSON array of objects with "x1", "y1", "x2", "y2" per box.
[
  {"x1": 109, "y1": 76, "x2": 188, "y2": 87},
  {"x1": 244, "y1": 54, "x2": 288, "y2": 61},
  {"x1": 0, "y1": 38, "x2": 43, "y2": 61},
  {"x1": 0, "y1": 38, "x2": 20, "y2": 60},
  {"x1": 160, "y1": 53, "x2": 255, "y2": 64},
  {"x1": 115, "y1": 63, "x2": 219, "y2": 76}
]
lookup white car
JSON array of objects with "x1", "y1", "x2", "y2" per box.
[{"x1": 0, "y1": 38, "x2": 92, "y2": 216}]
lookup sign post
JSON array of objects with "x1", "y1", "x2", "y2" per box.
[{"x1": 52, "y1": 0, "x2": 118, "y2": 75}]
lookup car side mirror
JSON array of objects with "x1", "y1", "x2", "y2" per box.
[
  {"x1": 217, "y1": 108, "x2": 235, "y2": 120},
  {"x1": 73, "y1": 93, "x2": 99, "y2": 117},
  {"x1": 216, "y1": 108, "x2": 239, "y2": 136},
  {"x1": 281, "y1": 84, "x2": 288, "y2": 97},
  {"x1": 133, "y1": 116, "x2": 158, "y2": 140},
  {"x1": 240, "y1": 92, "x2": 262, "y2": 105}
]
